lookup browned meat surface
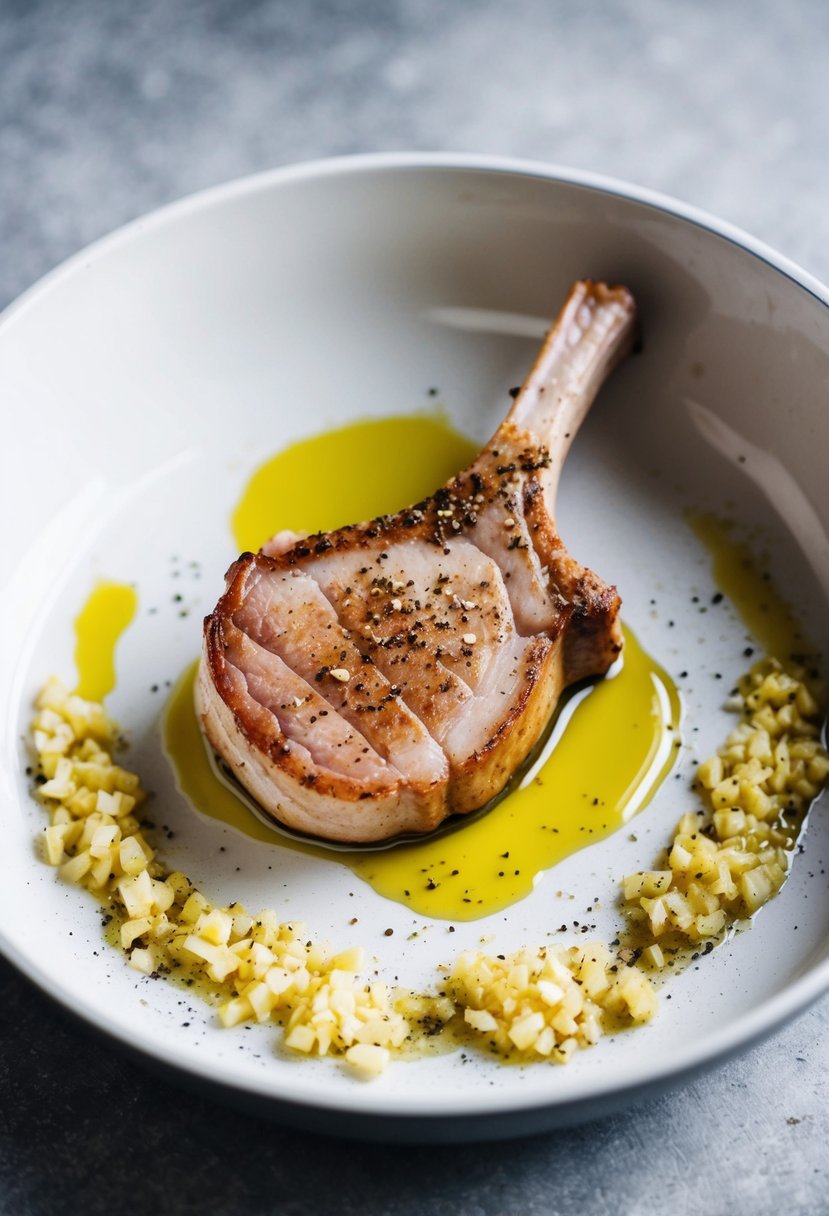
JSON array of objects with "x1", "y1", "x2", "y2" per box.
[{"x1": 198, "y1": 280, "x2": 636, "y2": 842}]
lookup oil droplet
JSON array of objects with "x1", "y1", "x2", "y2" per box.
[
  {"x1": 73, "y1": 580, "x2": 138, "y2": 701},
  {"x1": 687, "y1": 512, "x2": 808, "y2": 658},
  {"x1": 164, "y1": 412, "x2": 682, "y2": 920}
]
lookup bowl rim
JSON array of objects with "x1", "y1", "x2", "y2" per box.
[
  {"x1": 4, "y1": 150, "x2": 829, "y2": 331},
  {"x1": 2, "y1": 150, "x2": 828, "y2": 1128}
]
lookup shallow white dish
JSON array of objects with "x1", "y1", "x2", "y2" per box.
[{"x1": 1, "y1": 153, "x2": 828, "y2": 1141}]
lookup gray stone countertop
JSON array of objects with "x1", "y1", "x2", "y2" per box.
[{"x1": 2, "y1": 2, "x2": 829, "y2": 1212}]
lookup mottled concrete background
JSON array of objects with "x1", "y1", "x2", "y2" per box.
[{"x1": 3, "y1": 2, "x2": 829, "y2": 1213}]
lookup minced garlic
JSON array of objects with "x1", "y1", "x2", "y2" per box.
[
  {"x1": 448, "y1": 942, "x2": 656, "y2": 1063},
  {"x1": 29, "y1": 676, "x2": 655, "y2": 1076},
  {"x1": 30, "y1": 653, "x2": 826, "y2": 1074},
  {"x1": 30, "y1": 677, "x2": 411, "y2": 1075},
  {"x1": 624, "y1": 658, "x2": 828, "y2": 953}
]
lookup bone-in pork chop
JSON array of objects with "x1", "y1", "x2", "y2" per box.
[{"x1": 198, "y1": 281, "x2": 636, "y2": 842}]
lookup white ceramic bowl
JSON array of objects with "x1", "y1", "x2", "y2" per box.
[{"x1": 1, "y1": 154, "x2": 828, "y2": 1141}]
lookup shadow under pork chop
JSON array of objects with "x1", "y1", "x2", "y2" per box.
[{"x1": 198, "y1": 280, "x2": 637, "y2": 843}]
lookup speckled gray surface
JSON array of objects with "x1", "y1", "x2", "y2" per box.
[{"x1": 3, "y1": 1, "x2": 829, "y2": 1212}]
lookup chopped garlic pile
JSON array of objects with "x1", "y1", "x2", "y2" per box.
[
  {"x1": 32, "y1": 677, "x2": 150, "y2": 890},
  {"x1": 31, "y1": 677, "x2": 653, "y2": 1075},
  {"x1": 28, "y1": 654, "x2": 828, "y2": 1074},
  {"x1": 624, "y1": 659, "x2": 829, "y2": 951},
  {"x1": 30, "y1": 677, "x2": 414, "y2": 1075},
  {"x1": 448, "y1": 942, "x2": 656, "y2": 1063}
]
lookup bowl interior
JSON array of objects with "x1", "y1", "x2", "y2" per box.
[{"x1": 1, "y1": 158, "x2": 828, "y2": 1127}]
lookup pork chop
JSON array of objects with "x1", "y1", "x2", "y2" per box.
[{"x1": 198, "y1": 280, "x2": 637, "y2": 843}]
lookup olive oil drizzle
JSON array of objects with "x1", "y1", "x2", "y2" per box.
[
  {"x1": 686, "y1": 512, "x2": 810, "y2": 661},
  {"x1": 73, "y1": 580, "x2": 138, "y2": 701}
]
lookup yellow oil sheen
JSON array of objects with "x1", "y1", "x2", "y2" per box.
[
  {"x1": 231, "y1": 413, "x2": 479, "y2": 553},
  {"x1": 73, "y1": 580, "x2": 138, "y2": 701},
  {"x1": 687, "y1": 512, "x2": 808, "y2": 660},
  {"x1": 163, "y1": 413, "x2": 683, "y2": 920}
]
